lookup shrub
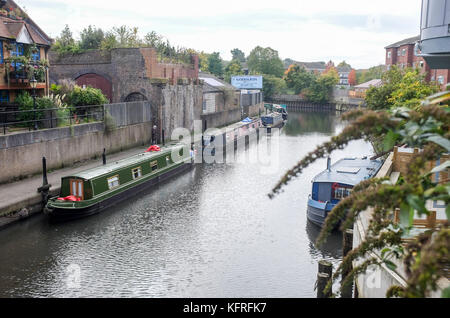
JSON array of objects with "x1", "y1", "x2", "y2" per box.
[{"x1": 67, "y1": 86, "x2": 109, "y2": 106}]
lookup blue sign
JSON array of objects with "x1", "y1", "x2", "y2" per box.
[{"x1": 231, "y1": 76, "x2": 263, "y2": 89}]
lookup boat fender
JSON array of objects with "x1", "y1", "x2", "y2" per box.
[
  {"x1": 57, "y1": 195, "x2": 81, "y2": 202},
  {"x1": 146, "y1": 145, "x2": 161, "y2": 152}
]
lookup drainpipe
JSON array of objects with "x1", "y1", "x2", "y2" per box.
[{"x1": 327, "y1": 157, "x2": 331, "y2": 172}]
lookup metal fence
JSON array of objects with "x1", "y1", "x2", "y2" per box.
[{"x1": 0, "y1": 104, "x2": 105, "y2": 135}]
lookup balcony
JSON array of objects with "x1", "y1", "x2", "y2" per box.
[{"x1": 4, "y1": 58, "x2": 48, "y2": 86}]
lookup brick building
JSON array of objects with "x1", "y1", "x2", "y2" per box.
[
  {"x1": 0, "y1": 0, "x2": 52, "y2": 103},
  {"x1": 385, "y1": 35, "x2": 449, "y2": 89}
]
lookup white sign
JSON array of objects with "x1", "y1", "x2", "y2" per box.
[{"x1": 231, "y1": 76, "x2": 263, "y2": 89}]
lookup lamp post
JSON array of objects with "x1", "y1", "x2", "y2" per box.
[{"x1": 30, "y1": 76, "x2": 38, "y2": 130}]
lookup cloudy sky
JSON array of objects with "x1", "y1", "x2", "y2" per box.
[{"x1": 17, "y1": 0, "x2": 423, "y2": 69}]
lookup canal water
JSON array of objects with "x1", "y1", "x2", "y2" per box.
[{"x1": 0, "y1": 111, "x2": 375, "y2": 298}]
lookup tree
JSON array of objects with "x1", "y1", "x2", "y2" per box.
[
  {"x1": 80, "y1": 26, "x2": 105, "y2": 50},
  {"x1": 247, "y1": 46, "x2": 284, "y2": 78},
  {"x1": 366, "y1": 66, "x2": 438, "y2": 110},
  {"x1": 231, "y1": 48, "x2": 246, "y2": 63},
  {"x1": 262, "y1": 74, "x2": 287, "y2": 99},
  {"x1": 356, "y1": 65, "x2": 385, "y2": 84},
  {"x1": 284, "y1": 65, "x2": 317, "y2": 94},
  {"x1": 52, "y1": 24, "x2": 80, "y2": 55},
  {"x1": 207, "y1": 52, "x2": 224, "y2": 77},
  {"x1": 338, "y1": 61, "x2": 352, "y2": 68},
  {"x1": 348, "y1": 69, "x2": 357, "y2": 86},
  {"x1": 224, "y1": 59, "x2": 243, "y2": 83},
  {"x1": 303, "y1": 71, "x2": 339, "y2": 103}
]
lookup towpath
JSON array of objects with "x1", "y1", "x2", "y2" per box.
[{"x1": 0, "y1": 145, "x2": 149, "y2": 228}]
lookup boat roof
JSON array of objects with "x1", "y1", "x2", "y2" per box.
[
  {"x1": 262, "y1": 113, "x2": 282, "y2": 118},
  {"x1": 313, "y1": 158, "x2": 383, "y2": 186},
  {"x1": 69, "y1": 143, "x2": 184, "y2": 180}
]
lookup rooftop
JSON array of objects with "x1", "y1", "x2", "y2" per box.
[
  {"x1": 354, "y1": 79, "x2": 383, "y2": 89},
  {"x1": 313, "y1": 158, "x2": 383, "y2": 186},
  {"x1": 69, "y1": 143, "x2": 184, "y2": 180},
  {"x1": 385, "y1": 35, "x2": 420, "y2": 49}
]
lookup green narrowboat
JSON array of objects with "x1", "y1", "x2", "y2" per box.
[{"x1": 44, "y1": 142, "x2": 193, "y2": 222}]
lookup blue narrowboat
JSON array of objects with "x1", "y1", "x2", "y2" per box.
[{"x1": 307, "y1": 157, "x2": 383, "y2": 228}]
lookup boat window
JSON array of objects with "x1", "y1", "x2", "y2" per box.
[
  {"x1": 132, "y1": 167, "x2": 142, "y2": 180},
  {"x1": 334, "y1": 187, "x2": 352, "y2": 200},
  {"x1": 70, "y1": 179, "x2": 84, "y2": 199},
  {"x1": 150, "y1": 161, "x2": 158, "y2": 172},
  {"x1": 107, "y1": 175, "x2": 120, "y2": 189},
  {"x1": 166, "y1": 156, "x2": 171, "y2": 165}
]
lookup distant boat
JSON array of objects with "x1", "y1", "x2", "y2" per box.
[
  {"x1": 44, "y1": 143, "x2": 193, "y2": 222},
  {"x1": 261, "y1": 112, "x2": 284, "y2": 129},
  {"x1": 307, "y1": 157, "x2": 383, "y2": 228}
]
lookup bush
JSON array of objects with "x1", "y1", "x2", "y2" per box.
[
  {"x1": 67, "y1": 86, "x2": 109, "y2": 106},
  {"x1": 16, "y1": 92, "x2": 55, "y2": 128}
]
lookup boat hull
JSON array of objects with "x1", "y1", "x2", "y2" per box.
[
  {"x1": 306, "y1": 199, "x2": 339, "y2": 229},
  {"x1": 45, "y1": 162, "x2": 193, "y2": 223}
]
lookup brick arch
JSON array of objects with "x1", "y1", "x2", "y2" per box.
[
  {"x1": 124, "y1": 92, "x2": 148, "y2": 102},
  {"x1": 75, "y1": 73, "x2": 112, "y2": 102}
]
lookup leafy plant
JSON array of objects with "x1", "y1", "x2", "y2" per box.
[{"x1": 269, "y1": 87, "x2": 450, "y2": 298}]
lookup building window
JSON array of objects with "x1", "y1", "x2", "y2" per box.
[
  {"x1": 420, "y1": 61, "x2": 424, "y2": 68},
  {"x1": 0, "y1": 90, "x2": 9, "y2": 103},
  {"x1": 387, "y1": 51, "x2": 391, "y2": 59},
  {"x1": 32, "y1": 47, "x2": 40, "y2": 61},
  {"x1": 150, "y1": 161, "x2": 158, "y2": 172},
  {"x1": 107, "y1": 175, "x2": 120, "y2": 189},
  {"x1": 437, "y1": 76, "x2": 445, "y2": 85},
  {"x1": 132, "y1": 167, "x2": 142, "y2": 180},
  {"x1": 397, "y1": 50, "x2": 401, "y2": 57},
  {"x1": 402, "y1": 49, "x2": 406, "y2": 56},
  {"x1": 10, "y1": 43, "x2": 24, "y2": 68}
]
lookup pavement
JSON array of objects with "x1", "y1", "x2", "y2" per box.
[{"x1": 0, "y1": 145, "x2": 149, "y2": 227}]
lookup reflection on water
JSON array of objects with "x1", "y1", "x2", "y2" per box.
[
  {"x1": 284, "y1": 111, "x2": 338, "y2": 136},
  {"x1": 0, "y1": 111, "x2": 374, "y2": 298}
]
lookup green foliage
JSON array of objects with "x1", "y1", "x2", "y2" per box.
[
  {"x1": 80, "y1": 25, "x2": 105, "y2": 50},
  {"x1": 303, "y1": 72, "x2": 339, "y2": 103},
  {"x1": 262, "y1": 74, "x2": 287, "y2": 99},
  {"x1": 356, "y1": 65, "x2": 385, "y2": 85},
  {"x1": 207, "y1": 52, "x2": 224, "y2": 77},
  {"x1": 67, "y1": 86, "x2": 109, "y2": 106},
  {"x1": 16, "y1": 92, "x2": 55, "y2": 128},
  {"x1": 224, "y1": 59, "x2": 244, "y2": 83},
  {"x1": 269, "y1": 88, "x2": 450, "y2": 298},
  {"x1": 52, "y1": 25, "x2": 81, "y2": 55},
  {"x1": 284, "y1": 65, "x2": 317, "y2": 94},
  {"x1": 247, "y1": 46, "x2": 284, "y2": 78},
  {"x1": 366, "y1": 67, "x2": 438, "y2": 110},
  {"x1": 338, "y1": 61, "x2": 352, "y2": 68},
  {"x1": 231, "y1": 48, "x2": 246, "y2": 63}
]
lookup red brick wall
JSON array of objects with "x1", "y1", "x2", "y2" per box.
[
  {"x1": 140, "y1": 48, "x2": 199, "y2": 83},
  {"x1": 385, "y1": 44, "x2": 449, "y2": 87}
]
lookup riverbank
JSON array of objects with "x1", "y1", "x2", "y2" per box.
[{"x1": 0, "y1": 145, "x2": 149, "y2": 229}]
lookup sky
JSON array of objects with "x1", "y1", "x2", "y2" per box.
[{"x1": 17, "y1": 0, "x2": 423, "y2": 69}]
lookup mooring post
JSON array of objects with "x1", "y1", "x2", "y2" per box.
[
  {"x1": 42, "y1": 157, "x2": 48, "y2": 186},
  {"x1": 102, "y1": 148, "x2": 106, "y2": 165},
  {"x1": 162, "y1": 129, "x2": 165, "y2": 146},
  {"x1": 341, "y1": 229, "x2": 354, "y2": 298},
  {"x1": 37, "y1": 157, "x2": 51, "y2": 206},
  {"x1": 343, "y1": 229, "x2": 354, "y2": 258},
  {"x1": 317, "y1": 260, "x2": 332, "y2": 298}
]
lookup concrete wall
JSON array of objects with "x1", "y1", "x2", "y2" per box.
[
  {"x1": 201, "y1": 108, "x2": 242, "y2": 130},
  {"x1": 0, "y1": 122, "x2": 153, "y2": 184},
  {"x1": 105, "y1": 101, "x2": 152, "y2": 127}
]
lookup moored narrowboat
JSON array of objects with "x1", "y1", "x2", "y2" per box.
[
  {"x1": 261, "y1": 112, "x2": 284, "y2": 129},
  {"x1": 44, "y1": 142, "x2": 193, "y2": 222},
  {"x1": 307, "y1": 157, "x2": 383, "y2": 228}
]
